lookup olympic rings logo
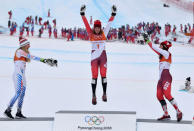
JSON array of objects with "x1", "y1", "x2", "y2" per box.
[{"x1": 85, "y1": 116, "x2": 105, "y2": 126}]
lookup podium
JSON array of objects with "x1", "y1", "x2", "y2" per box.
[{"x1": 53, "y1": 111, "x2": 136, "y2": 131}]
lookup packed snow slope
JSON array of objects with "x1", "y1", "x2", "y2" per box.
[
  {"x1": 0, "y1": 0, "x2": 193, "y2": 28},
  {"x1": 0, "y1": 35, "x2": 193, "y2": 120}
]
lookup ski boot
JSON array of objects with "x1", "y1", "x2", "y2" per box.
[{"x1": 157, "y1": 115, "x2": 171, "y2": 121}]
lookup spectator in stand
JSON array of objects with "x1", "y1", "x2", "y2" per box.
[
  {"x1": 53, "y1": 19, "x2": 56, "y2": 28},
  {"x1": 172, "y1": 25, "x2": 176, "y2": 35},
  {"x1": 48, "y1": 24, "x2": 52, "y2": 38},
  {"x1": 165, "y1": 24, "x2": 170, "y2": 37},
  {"x1": 9, "y1": 22, "x2": 16, "y2": 35},
  {"x1": 10, "y1": 25, "x2": 14, "y2": 35},
  {"x1": 154, "y1": 37, "x2": 160, "y2": 44},
  {"x1": 71, "y1": 32, "x2": 74, "y2": 41},
  {"x1": 180, "y1": 24, "x2": 183, "y2": 33},
  {"x1": 188, "y1": 28, "x2": 194, "y2": 44},
  {"x1": 142, "y1": 22, "x2": 145, "y2": 31},
  {"x1": 184, "y1": 25, "x2": 188, "y2": 33},
  {"x1": 188, "y1": 23, "x2": 191, "y2": 32},
  {"x1": 39, "y1": 28, "x2": 43, "y2": 38},
  {"x1": 118, "y1": 28, "x2": 122, "y2": 40},
  {"x1": 8, "y1": 20, "x2": 11, "y2": 28},
  {"x1": 90, "y1": 16, "x2": 93, "y2": 25},
  {"x1": 35, "y1": 16, "x2": 38, "y2": 25},
  {"x1": 48, "y1": 9, "x2": 51, "y2": 17},
  {"x1": 44, "y1": 21, "x2": 47, "y2": 29},
  {"x1": 19, "y1": 26, "x2": 24, "y2": 37},
  {"x1": 8, "y1": 10, "x2": 12, "y2": 19},
  {"x1": 39, "y1": 17, "x2": 42, "y2": 25},
  {"x1": 53, "y1": 28, "x2": 58, "y2": 38},
  {"x1": 26, "y1": 27, "x2": 29, "y2": 37},
  {"x1": 47, "y1": 21, "x2": 49, "y2": 27},
  {"x1": 172, "y1": 25, "x2": 177, "y2": 42},
  {"x1": 31, "y1": 25, "x2": 34, "y2": 36},
  {"x1": 73, "y1": 28, "x2": 77, "y2": 38},
  {"x1": 67, "y1": 29, "x2": 73, "y2": 41},
  {"x1": 151, "y1": 30, "x2": 157, "y2": 41},
  {"x1": 26, "y1": 16, "x2": 30, "y2": 24},
  {"x1": 31, "y1": 17, "x2": 34, "y2": 25},
  {"x1": 61, "y1": 27, "x2": 64, "y2": 38}
]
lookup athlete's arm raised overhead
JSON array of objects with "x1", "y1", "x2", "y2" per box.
[
  {"x1": 143, "y1": 33, "x2": 169, "y2": 59},
  {"x1": 104, "y1": 5, "x2": 117, "y2": 37},
  {"x1": 147, "y1": 41, "x2": 169, "y2": 59},
  {"x1": 80, "y1": 5, "x2": 92, "y2": 35}
]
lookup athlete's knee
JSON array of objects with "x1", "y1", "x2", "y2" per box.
[
  {"x1": 157, "y1": 94, "x2": 164, "y2": 101},
  {"x1": 100, "y1": 68, "x2": 107, "y2": 78},
  {"x1": 101, "y1": 77, "x2": 107, "y2": 84},
  {"x1": 16, "y1": 88, "x2": 22, "y2": 97},
  {"x1": 92, "y1": 67, "x2": 98, "y2": 79},
  {"x1": 21, "y1": 86, "x2": 26, "y2": 96},
  {"x1": 91, "y1": 78, "x2": 97, "y2": 85},
  {"x1": 13, "y1": 92, "x2": 21, "y2": 101},
  {"x1": 159, "y1": 100, "x2": 167, "y2": 106},
  {"x1": 100, "y1": 72, "x2": 106, "y2": 78},
  {"x1": 92, "y1": 73, "x2": 98, "y2": 79},
  {"x1": 92, "y1": 69, "x2": 98, "y2": 78}
]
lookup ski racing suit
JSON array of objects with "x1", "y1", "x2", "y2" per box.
[
  {"x1": 81, "y1": 16, "x2": 114, "y2": 79},
  {"x1": 8, "y1": 49, "x2": 42, "y2": 110},
  {"x1": 147, "y1": 42, "x2": 173, "y2": 101},
  {"x1": 147, "y1": 41, "x2": 182, "y2": 117}
]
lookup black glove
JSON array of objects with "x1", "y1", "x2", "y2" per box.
[
  {"x1": 48, "y1": 58, "x2": 57, "y2": 67},
  {"x1": 142, "y1": 33, "x2": 149, "y2": 42},
  {"x1": 42, "y1": 58, "x2": 58, "y2": 67},
  {"x1": 80, "y1": 5, "x2": 86, "y2": 16},
  {"x1": 111, "y1": 5, "x2": 117, "y2": 16}
]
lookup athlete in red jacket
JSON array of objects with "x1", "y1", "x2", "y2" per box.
[
  {"x1": 80, "y1": 5, "x2": 117, "y2": 105},
  {"x1": 143, "y1": 34, "x2": 183, "y2": 122}
]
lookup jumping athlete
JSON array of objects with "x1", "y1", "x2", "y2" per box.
[
  {"x1": 4, "y1": 37, "x2": 57, "y2": 119},
  {"x1": 143, "y1": 34, "x2": 183, "y2": 122},
  {"x1": 80, "y1": 5, "x2": 117, "y2": 105}
]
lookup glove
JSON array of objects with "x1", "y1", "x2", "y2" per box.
[
  {"x1": 80, "y1": 5, "x2": 86, "y2": 16},
  {"x1": 142, "y1": 33, "x2": 150, "y2": 43},
  {"x1": 111, "y1": 5, "x2": 117, "y2": 16},
  {"x1": 47, "y1": 58, "x2": 58, "y2": 67},
  {"x1": 41, "y1": 58, "x2": 58, "y2": 67}
]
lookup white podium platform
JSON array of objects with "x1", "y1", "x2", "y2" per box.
[
  {"x1": 137, "y1": 119, "x2": 193, "y2": 131},
  {"x1": 0, "y1": 111, "x2": 193, "y2": 131},
  {"x1": 0, "y1": 117, "x2": 54, "y2": 131},
  {"x1": 53, "y1": 111, "x2": 136, "y2": 131}
]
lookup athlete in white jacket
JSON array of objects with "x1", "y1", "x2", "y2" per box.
[{"x1": 4, "y1": 37, "x2": 57, "y2": 119}]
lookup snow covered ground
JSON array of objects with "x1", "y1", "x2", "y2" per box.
[{"x1": 0, "y1": 35, "x2": 193, "y2": 121}]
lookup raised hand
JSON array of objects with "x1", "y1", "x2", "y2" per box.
[
  {"x1": 80, "y1": 5, "x2": 86, "y2": 16},
  {"x1": 142, "y1": 33, "x2": 149, "y2": 42},
  {"x1": 111, "y1": 5, "x2": 117, "y2": 16}
]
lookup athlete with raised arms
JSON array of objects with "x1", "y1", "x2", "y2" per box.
[
  {"x1": 80, "y1": 5, "x2": 117, "y2": 105},
  {"x1": 143, "y1": 34, "x2": 183, "y2": 122}
]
